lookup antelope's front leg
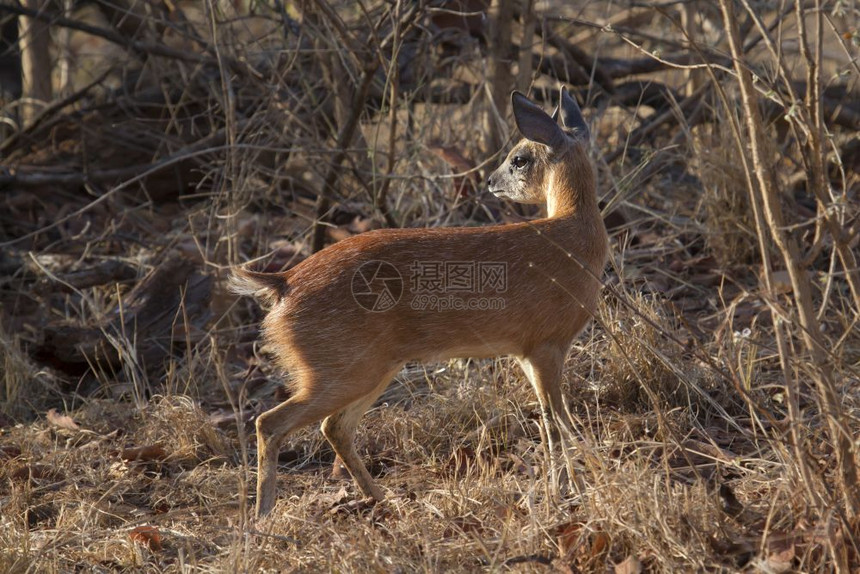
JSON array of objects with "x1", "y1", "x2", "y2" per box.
[{"x1": 518, "y1": 346, "x2": 570, "y2": 491}]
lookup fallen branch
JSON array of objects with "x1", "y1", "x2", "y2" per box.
[
  {"x1": 0, "y1": 68, "x2": 112, "y2": 156},
  {"x1": 605, "y1": 81, "x2": 709, "y2": 164},
  {"x1": 0, "y1": 122, "x2": 241, "y2": 190},
  {"x1": 37, "y1": 253, "x2": 211, "y2": 376},
  {"x1": 0, "y1": 2, "x2": 208, "y2": 64}
]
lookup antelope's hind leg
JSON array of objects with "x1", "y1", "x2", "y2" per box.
[
  {"x1": 255, "y1": 393, "x2": 339, "y2": 517},
  {"x1": 321, "y1": 369, "x2": 400, "y2": 501}
]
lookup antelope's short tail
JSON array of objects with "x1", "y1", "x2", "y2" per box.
[{"x1": 228, "y1": 267, "x2": 290, "y2": 305}]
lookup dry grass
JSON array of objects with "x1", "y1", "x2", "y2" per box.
[{"x1": 1, "y1": 1, "x2": 859, "y2": 572}]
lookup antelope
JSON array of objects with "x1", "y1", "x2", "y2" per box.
[{"x1": 230, "y1": 87, "x2": 608, "y2": 517}]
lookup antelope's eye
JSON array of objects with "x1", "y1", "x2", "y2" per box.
[{"x1": 511, "y1": 155, "x2": 529, "y2": 169}]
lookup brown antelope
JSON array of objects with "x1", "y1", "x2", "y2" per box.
[{"x1": 231, "y1": 87, "x2": 608, "y2": 517}]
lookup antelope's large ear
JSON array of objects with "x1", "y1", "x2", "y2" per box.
[
  {"x1": 559, "y1": 87, "x2": 590, "y2": 140},
  {"x1": 510, "y1": 91, "x2": 567, "y2": 150}
]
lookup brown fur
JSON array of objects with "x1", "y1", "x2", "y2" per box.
[{"x1": 232, "y1": 89, "x2": 609, "y2": 517}]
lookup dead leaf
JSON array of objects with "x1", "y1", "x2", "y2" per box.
[
  {"x1": 317, "y1": 485, "x2": 353, "y2": 512},
  {"x1": 208, "y1": 409, "x2": 252, "y2": 431},
  {"x1": 0, "y1": 445, "x2": 22, "y2": 460},
  {"x1": 46, "y1": 408, "x2": 80, "y2": 431},
  {"x1": 327, "y1": 496, "x2": 377, "y2": 517},
  {"x1": 556, "y1": 521, "x2": 610, "y2": 568},
  {"x1": 766, "y1": 270, "x2": 812, "y2": 295},
  {"x1": 504, "y1": 453, "x2": 531, "y2": 476},
  {"x1": 429, "y1": 144, "x2": 478, "y2": 197},
  {"x1": 330, "y1": 455, "x2": 350, "y2": 480},
  {"x1": 444, "y1": 514, "x2": 484, "y2": 536},
  {"x1": 591, "y1": 531, "x2": 610, "y2": 559},
  {"x1": 129, "y1": 525, "x2": 162, "y2": 551},
  {"x1": 615, "y1": 555, "x2": 643, "y2": 574},
  {"x1": 121, "y1": 445, "x2": 167, "y2": 462},
  {"x1": 491, "y1": 501, "x2": 513, "y2": 521},
  {"x1": 718, "y1": 483, "x2": 744, "y2": 517},
  {"x1": 9, "y1": 464, "x2": 64, "y2": 484},
  {"x1": 764, "y1": 537, "x2": 795, "y2": 573},
  {"x1": 556, "y1": 521, "x2": 583, "y2": 556}
]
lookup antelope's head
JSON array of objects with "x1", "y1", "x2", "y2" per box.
[{"x1": 487, "y1": 87, "x2": 590, "y2": 206}]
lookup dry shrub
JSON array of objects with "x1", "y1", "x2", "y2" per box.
[
  {"x1": 137, "y1": 396, "x2": 229, "y2": 464},
  {"x1": 596, "y1": 292, "x2": 725, "y2": 417},
  {"x1": 690, "y1": 110, "x2": 757, "y2": 267},
  {"x1": 0, "y1": 319, "x2": 63, "y2": 421},
  {"x1": 577, "y1": 457, "x2": 806, "y2": 571},
  {"x1": 0, "y1": 321, "x2": 35, "y2": 420},
  {"x1": 583, "y1": 470, "x2": 720, "y2": 570}
]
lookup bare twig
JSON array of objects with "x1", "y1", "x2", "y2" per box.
[
  {"x1": 605, "y1": 82, "x2": 709, "y2": 165},
  {"x1": 373, "y1": 0, "x2": 404, "y2": 229},
  {"x1": 310, "y1": 62, "x2": 380, "y2": 253}
]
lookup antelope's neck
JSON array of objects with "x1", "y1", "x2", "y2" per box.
[{"x1": 545, "y1": 153, "x2": 597, "y2": 219}]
